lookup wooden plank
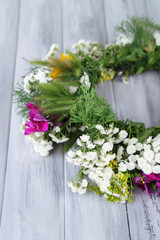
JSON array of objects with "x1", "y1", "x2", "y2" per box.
[
  {"x1": 128, "y1": 1, "x2": 160, "y2": 239},
  {"x1": 103, "y1": 0, "x2": 160, "y2": 239},
  {"x1": 0, "y1": 0, "x2": 20, "y2": 218},
  {"x1": 0, "y1": 0, "x2": 64, "y2": 239},
  {"x1": 63, "y1": 1, "x2": 130, "y2": 239}
]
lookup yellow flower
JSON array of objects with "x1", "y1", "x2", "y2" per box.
[
  {"x1": 50, "y1": 67, "x2": 61, "y2": 78},
  {"x1": 107, "y1": 160, "x2": 117, "y2": 169},
  {"x1": 59, "y1": 53, "x2": 72, "y2": 61},
  {"x1": 50, "y1": 54, "x2": 72, "y2": 79},
  {"x1": 99, "y1": 69, "x2": 115, "y2": 82}
]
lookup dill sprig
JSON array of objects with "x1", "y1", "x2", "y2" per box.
[
  {"x1": 70, "y1": 88, "x2": 117, "y2": 126},
  {"x1": 13, "y1": 83, "x2": 38, "y2": 117}
]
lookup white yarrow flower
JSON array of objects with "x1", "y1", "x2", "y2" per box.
[
  {"x1": 119, "y1": 130, "x2": 128, "y2": 139},
  {"x1": 85, "y1": 151, "x2": 97, "y2": 161},
  {"x1": 128, "y1": 138, "x2": 138, "y2": 145},
  {"x1": 135, "y1": 142, "x2": 143, "y2": 151},
  {"x1": 77, "y1": 139, "x2": 83, "y2": 146},
  {"x1": 137, "y1": 157, "x2": 147, "y2": 168},
  {"x1": 153, "y1": 165, "x2": 160, "y2": 174},
  {"x1": 44, "y1": 43, "x2": 59, "y2": 60},
  {"x1": 128, "y1": 154, "x2": 137, "y2": 162},
  {"x1": 79, "y1": 72, "x2": 91, "y2": 88},
  {"x1": 24, "y1": 73, "x2": 34, "y2": 93},
  {"x1": 67, "y1": 86, "x2": 78, "y2": 94},
  {"x1": 118, "y1": 162, "x2": 127, "y2": 172},
  {"x1": 94, "y1": 139, "x2": 105, "y2": 145},
  {"x1": 155, "y1": 153, "x2": 160, "y2": 163},
  {"x1": 153, "y1": 31, "x2": 160, "y2": 46},
  {"x1": 80, "y1": 134, "x2": 90, "y2": 142},
  {"x1": 95, "y1": 124, "x2": 105, "y2": 132},
  {"x1": 142, "y1": 163, "x2": 152, "y2": 174},
  {"x1": 53, "y1": 126, "x2": 61, "y2": 133},
  {"x1": 87, "y1": 141, "x2": 96, "y2": 149},
  {"x1": 81, "y1": 179, "x2": 88, "y2": 188},
  {"x1": 143, "y1": 150, "x2": 154, "y2": 162},
  {"x1": 34, "y1": 69, "x2": 47, "y2": 84},
  {"x1": 126, "y1": 145, "x2": 136, "y2": 155},
  {"x1": 116, "y1": 34, "x2": 133, "y2": 46},
  {"x1": 49, "y1": 134, "x2": 69, "y2": 143},
  {"x1": 79, "y1": 125, "x2": 86, "y2": 132},
  {"x1": 113, "y1": 127, "x2": 119, "y2": 134},
  {"x1": 143, "y1": 144, "x2": 151, "y2": 151},
  {"x1": 126, "y1": 162, "x2": 136, "y2": 170},
  {"x1": 102, "y1": 142, "x2": 113, "y2": 153},
  {"x1": 103, "y1": 167, "x2": 114, "y2": 179},
  {"x1": 68, "y1": 150, "x2": 76, "y2": 158}
]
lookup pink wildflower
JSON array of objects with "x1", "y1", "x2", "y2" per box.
[{"x1": 24, "y1": 103, "x2": 49, "y2": 135}]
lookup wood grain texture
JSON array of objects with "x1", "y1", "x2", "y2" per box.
[
  {"x1": 0, "y1": 0, "x2": 20, "y2": 219},
  {"x1": 63, "y1": 1, "x2": 130, "y2": 240},
  {"x1": 0, "y1": 0, "x2": 64, "y2": 239},
  {"x1": 0, "y1": 0, "x2": 160, "y2": 239},
  {"x1": 103, "y1": 1, "x2": 160, "y2": 239}
]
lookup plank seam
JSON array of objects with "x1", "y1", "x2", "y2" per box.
[
  {"x1": 0, "y1": 0, "x2": 22, "y2": 228},
  {"x1": 102, "y1": 0, "x2": 117, "y2": 113},
  {"x1": 103, "y1": 1, "x2": 131, "y2": 239},
  {"x1": 125, "y1": 203, "x2": 132, "y2": 240},
  {"x1": 102, "y1": 0, "x2": 108, "y2": 44}
]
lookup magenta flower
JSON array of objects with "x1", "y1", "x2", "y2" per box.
[
  {"x1": 134, "y1": 173, "x2": 160, "y2": 195},
  {"x1": 24, "y1": 103, "x2": 49, "y2": 135}
]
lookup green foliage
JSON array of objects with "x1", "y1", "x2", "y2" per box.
[
  {"x1": 71, "y1": 168, "x2": 84, "y2": 184},
  {"x1": 34, "y1": 81, "x2": 76, "y2": 117},
  {"x1": 116, "y1": 16, "x2": 160, "y2": 47},
  {"x1": 13, "y1": 16, "x2": 160, "y2": 151},
  {"x1": 30, "y1": 60, "x2": 50, "y2": 66},
  {"x1": 13, "y1": 83, "x2": 38, "y2": 117},
  {"x1": 80, "y1": 54, "x2": 103, "y2": 87},
  {"x1": 104, "y1": 16, "x2": 160, "y2": 77},
  {"x1": 49, "y1": 51, "x2": 82, "y2": 79},
  {"x1": 63, "y1": 130, "x2": 82, "y2": 152},
  {"x1": 115, "y1": 120, "x2": 160, "y2": 142},
  {"x1": 70, "y1": 88, "x2": 117, "y2": 126},
  {"x1": 31, "y1": 52, "x2": 82, "y2": 89}
]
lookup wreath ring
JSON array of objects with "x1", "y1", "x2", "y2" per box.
[{"x1": 14, "y1": 17, "x2": 160, "y2": 203}]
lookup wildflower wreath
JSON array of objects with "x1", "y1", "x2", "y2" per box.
[{"x1": 14, "y1": 17, "x2": 160, "y2": 203}]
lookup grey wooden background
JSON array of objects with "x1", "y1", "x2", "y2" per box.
[{"x1": 0, "y1": 0, "x2": 160, "y2": 239}]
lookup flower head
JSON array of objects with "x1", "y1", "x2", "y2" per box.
[
  {"x1": 134, "y1": 173, "x2": 160, "y2": 195},
  {"x1": 50, "y1": 54, "x2": 72, "y2": 79},
  {"x1": 24, "y1": 103, "x2": 49, "y2": 135}
]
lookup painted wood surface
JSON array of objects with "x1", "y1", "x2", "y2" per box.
[
  {"x1": 0, "y1": 1, "x2": 64, "y2": 240},
  {"x1": 0, "y1": 0, "x2": 20, "y2": 218},
  {"x1": 0, "y1": 0, "x2": 160, "y2": 239}
]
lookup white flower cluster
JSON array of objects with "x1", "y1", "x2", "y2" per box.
[
  {"x1": 67, "y1": 124, "x2": 121, "y2": 200},
  {"x1": 24, "y1": 69, "x2": 52, "y2": 93},
  {"x1": 44, "y1": 43, "x2": 59, "y2": 60},
  {"x1": 67, "y1": 86, "x2": 79, "y2": 94},
  {"x1": 153, "y1": 31, "x2": 160, "y2": 46},
  {"x1": 119, "y1": 133, "x2": 160, "y2": 175},
  {"x1": 68, "y1": 179, "x2": 88, "y2": 194},
  {"x1": 67, "y1": 123, "x2": 160, "y2": 202},
  {"x1": 66, "y1": 72, "x2": 91, "y2": 94},
  {"x1": 72, "y1": 39, "x2": 102, "y2": 56},
  {"x1": 24, "y1": 43, "x2": 60, "y2": 93},
  {"x1": 115, "y1": 34, "x2": 133, "y2": 46},
  {"x1": 79, "y1": 72, "x2": 91, "y2": 88},
  {"x1": 21, "y1": 120, "x2": 53, "y2": 156},
  {"x1": 49, "y1": 126, "x2": 69, "y2": 143}
]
